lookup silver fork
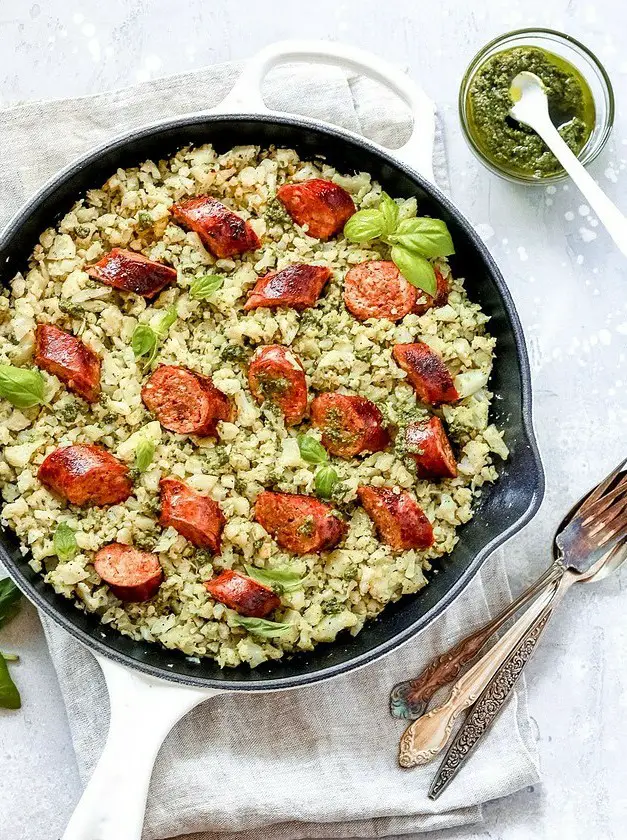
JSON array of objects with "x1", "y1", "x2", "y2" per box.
[{"x1": 398, "y1": 458, "x2": 627, "y2": 770}]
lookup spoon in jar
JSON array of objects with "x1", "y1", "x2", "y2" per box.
[{"x1": 509, "y1": 71, "x2": 627, "y2": 258}]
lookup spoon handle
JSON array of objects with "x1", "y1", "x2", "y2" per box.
[
  {"x1": 533, "y1": 114, "x2": 627, "y2": 258},
  {"x1": 389, "y1": 562, "x2": 562, "y2": 720}
]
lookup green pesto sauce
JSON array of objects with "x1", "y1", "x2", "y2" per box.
[{"x1": 467, "y1": 46, "x2": 596, "y2": 178}]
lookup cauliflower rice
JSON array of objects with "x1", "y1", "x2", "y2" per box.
[{"x1": 0, "y1": 144, "x2": 508, "y2": 668}]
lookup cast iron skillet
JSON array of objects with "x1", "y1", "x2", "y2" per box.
[
  {"x1": 0, "y1": 46, "x2": 544, "y2": 694},
  {"x1": 0, "y1": 41, "x2": 546, "y2": 840}
]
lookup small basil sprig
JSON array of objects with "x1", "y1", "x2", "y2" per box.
[
  {"x1": 0, "y1": 578, "x2": 22, "y2": 710},
  {"x1": 244, "y1": 565, "x2": 307, "y2": 594},
  {"x1": 229, "y1": 614, "x2": 293, "y2": 638},
  {"x1": 134, "y1": 437, "x2": 155, "y2": 473},
  {"x1": 0, "y1": 365, "x2": 47, "y2": 409},
  {"x1": 189, "y1": 274, "x2": 224, "y2": 300},
  {"x1": 343, "y1": 193, "x2": 454, "y2": 297},
  {"x1": 314, "y1": 464, "x2": 339, "y2": 500},
  {"x1": 53, "y1": 522, "x2": 78, "y2": 562},
  {"x1": 131, "y1": 306, "x2": 178, "y2": 368},
  {"x1": 297, "y1": 435, "x2": 339, "y2": 499}
]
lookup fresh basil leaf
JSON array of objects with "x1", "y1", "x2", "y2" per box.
[
  {"x1": 190, "y1": 274, "x2": 224, "y2": 300},
  {"x1": 388, "y1": 217, "x2": 455, "y2": 258},
  {"x1": 0, "y1": 654, "x2": 21, "y2": 710},
  {"x1": 53, "y1": 522, "x2": 78, "y2": 562},
  {"x1": 0, "y1": 365, "x2": 46, "y2": 409},
  {"x1": 154, "y1": 306, "x2": 178, "y2": 338},
  {"x1": 131, "y1": 324, "x2": 157, "y2": 361},
  {"x1": 297, "y1": 434, "x2": 328, "y2": 465},
  {"x1": 230, "y1": 614, "x2": 293, "y2": 638},
  {"x1": 314, "y1": 464, "x2": 339, "y2": 500},
  {"x1": 244, "y1": 565, "x2": 306, "y2": 593},
  {"x1": 134, "y1": 437, "x2": 155, "y2": 473},
  {"x1": 343, "y1": 209, "x2": 387, "y2": 243},
  {"x1": 379, "y1": 192, "x2": 399, "y2": 235},
  {"x1": 390, "y1": 246, "x2": 437, "y2": 297},
  {"x1": 0, "y1": 578, "x2": 22, "y2": 631}
]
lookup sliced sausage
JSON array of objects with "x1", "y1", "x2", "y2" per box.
[
  {"x1": 141, "y1": 364, "x2": 234, "y2": 437},
  {"x1": 357, "y1": 485, "x2": 434, "y2": 551},
  {"x1": 413, "y1": 267, "x2": 450, "y2": 316},
  {"x1": 170, "y1": 196, "x2": 260, "y2": 258},
  {"x1": 244, "y1": 264, "x2": 331, "y2": 311},
  {"x1": 87, "y1": 248, "x2": 177, "y2": 299},
  {"x1": 204, "y1": 570, "x2": 280, "y2": 618},
  {"x1": 310, "y1": 393, "x2": 389, "y2": 459},
  {"x1": 159, "y1": 477, "x2": 225, "y2": 552},
  {"x1": 277, "y1": 179, "x2": 356, "y2": 240},
  {"x1": 403, "y1": 416, "x2": 457, "y2": 479},
  {"x1": 344, "y1": 260, "x2": 416, "y2": 321},
  {"x1": 254, "y1": 491, "x2": 347, "y2": 555},
  {"x1": 248, "y1": 345, "x2": 308, "y2": 425},
  {"x1": 94, "y1": 543, "x2": 163, "y2": 602},
  {"x1": 34, "y1": 323, "x2": 101, "y2": 403},
  {"x1": 38, "y1": 444, "x2": 132, "y2": 506},
  {"x1": 392, "y1": 342, "x2": 459, "y2": 405}
]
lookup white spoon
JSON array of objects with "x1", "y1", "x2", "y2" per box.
[{"x1": 509, "y1": 70, "x2": 627, "y2": 258}]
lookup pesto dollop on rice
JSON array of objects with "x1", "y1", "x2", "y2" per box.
[{"x1": 0, "y1": 144, "x2": 507, "y2": 668}]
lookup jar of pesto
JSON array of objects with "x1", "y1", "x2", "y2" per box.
[{"x1": 459, "y1": 29, "x2": 614, "y2": 184}]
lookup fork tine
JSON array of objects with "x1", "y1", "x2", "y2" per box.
[
  {"x1": 578, "y1": 457, "x2": 627, "y2": 517},
  {"x1": 580, "y1": 473, "x2": 627, "y2": 524},
  {"x1": 589, "y1": 506, "x2": 627, "y2": 548}
]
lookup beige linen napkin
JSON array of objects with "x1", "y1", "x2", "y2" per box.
[{"x1": 0, "y1": 59, "x2": 539, "y2": 839}]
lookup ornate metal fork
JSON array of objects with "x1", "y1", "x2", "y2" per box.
[{"x1": 398, "y1": 458, "x2": 627, "y2": 772}]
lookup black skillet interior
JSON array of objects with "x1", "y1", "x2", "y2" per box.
[{"x1": 0, "y1": 115, "x2": 545, "y2": 690}]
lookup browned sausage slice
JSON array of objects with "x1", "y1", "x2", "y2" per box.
[
  {"x1": 254, "y1": 491, "x2": 347, "y2": 555},
  {"x1": 357, "y1": 485, "x2": 434, "y2": 550},
  {"x1": 248, "y1": 345, "x2": 308, "y2": 425},
  {"x1": 94, "y1": 543, "x2": 163, "y2": 602},
  {"x1": 392, "y1": 343, "x2": 459, "y2": 405},
  {"x1": 403, "y1": 416, "x2": 457, "y2": 479},
  {"x1": 159, "y1": 477, "x2": 225, "y2": 552},
  {"x1": 170, "y1": 196, "x2": 260, "y2": 258},
  {"x1": 141, "y1": 365, "x2": 234, "y2": 437},
  {"x1": 34, "y1": 323, "x2": 101, "y2": 403},
  {"x1": 87, "y1": 248, "x2": 177, "y2": 298},
  {"x1": 204, "y1": 570, "x2": 280, "y2": 618},
  {"x1": 277, "y1": 179, "x2": 356, "y2": 240},
  {"x1": 413, "y1": 267, "x2": 450, "y2": 316},
  {"x1": 310, "y1": 393, "x2": 389, "y2": 458},
  {"x1": 344, "y1": 260, "x2": 416, "y2": 321},
  {"x1": 244, "y1": 264, "x2": 331, "y2": 311},
  {"x1": 38, "y1": 444, "x2": 132, "y2": 506}
]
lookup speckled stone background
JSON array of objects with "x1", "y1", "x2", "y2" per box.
[{"x1": 1, "y1": 1, "x2": 626, "y2": 838}]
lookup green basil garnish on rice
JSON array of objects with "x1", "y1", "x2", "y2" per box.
[
  {"x1": 297, "y1": 434, "x2": 328, "y2": 465},
  {"x1": 0, "y1": 365, "x2": 47, "y2": 409},
  {"x1": 131, "y1": 306, "x2": 178, "y2": 367},
  {"x1": 53, "y1": 522, "x2": 78, "y2": 562},
  {"x1": 314, "y1": 464, "x2": 339, "y2": 500},
  {"x1": 190, "y1": 274, "x2": 224, "y2": 300},
  {"x1": 229, "y1": 614, "x2": 293, "y2": 638},
  {"x1": 134, "y1": 437, "x2": 155, "y2": 473},
  {"x1": 343, "y1": 194, "x2": 454, "y2": 296},
  {"x1": 244, "y1": 565, "x2": 307, "y2": 594}
]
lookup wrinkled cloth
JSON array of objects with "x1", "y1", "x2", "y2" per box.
[{"x1": 0, "y1": 58, "x2": 538, "y2": 839}]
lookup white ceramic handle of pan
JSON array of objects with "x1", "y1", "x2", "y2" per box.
[
  {"x1": 62, "y1": 41, "x2": 436, "y2": 840},
  {"x1": 62, "y1": 653, "x2": 217, "y2": 840},
  {"x1": 217, "y1": 39, "x2": 437, "y2": 183}
]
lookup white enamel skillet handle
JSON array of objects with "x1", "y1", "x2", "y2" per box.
[
  {"x1": 217, "y1": 40, "x2": 437, "y2": 183},
  {"x1": 62, "y1": 653, "x2": 218, "y2": 840}
]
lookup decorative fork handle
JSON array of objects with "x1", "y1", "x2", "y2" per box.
[
  {"x1": 428, "y1": 601, "x2": 553, "y2": 798},
  {"x1": 398, "y1": 577, "x2": 561, "y2": 768},
  {"x1": 390, "y1": 563, "x2": 563, "y2": 720}
]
